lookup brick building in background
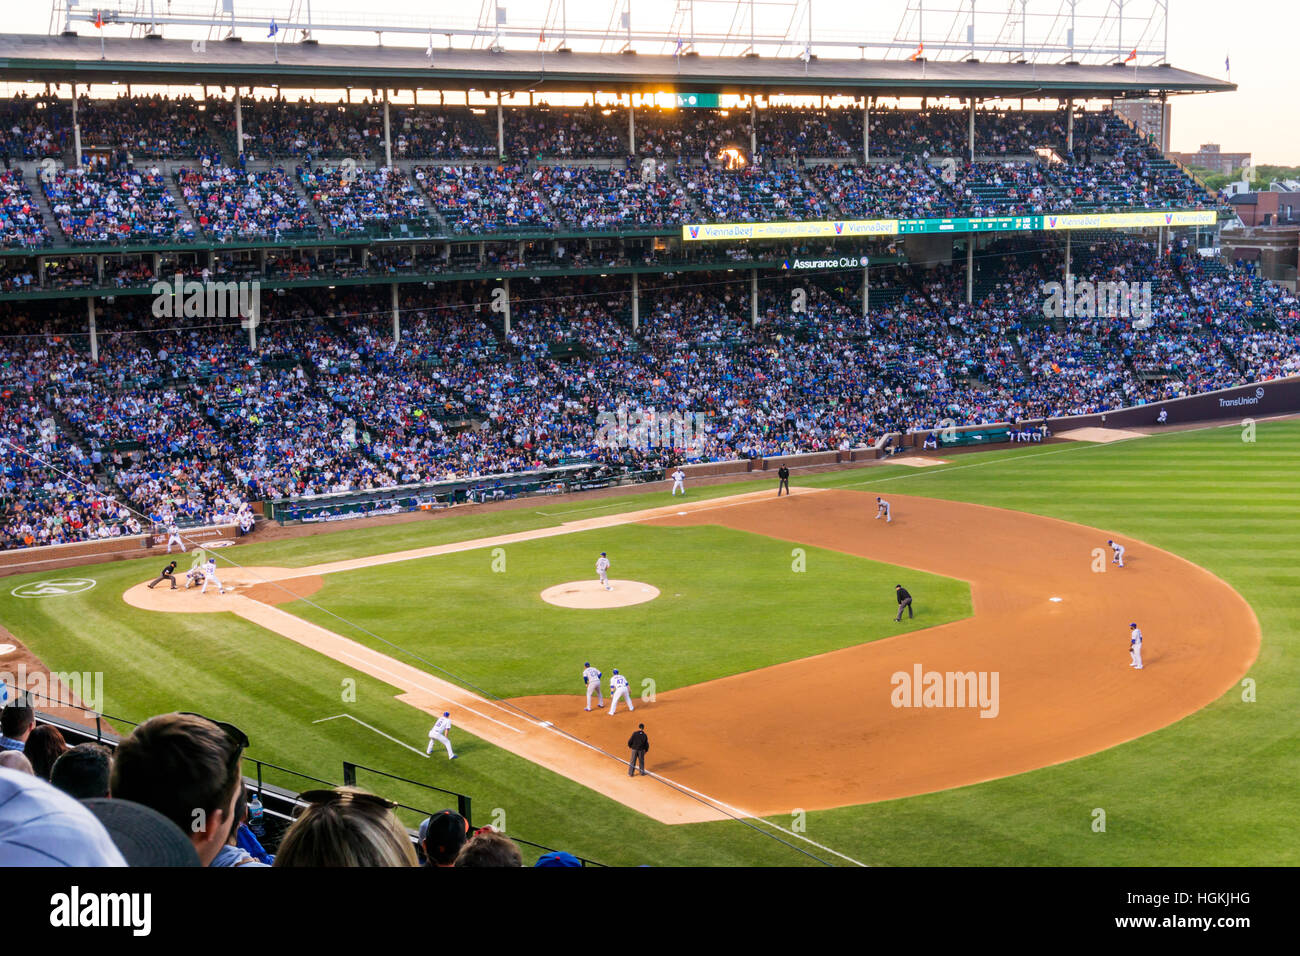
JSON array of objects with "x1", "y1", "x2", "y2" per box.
[
  {"x1": 1113, "y1": 98, "x2": 1171, "y2": 151},
  {"x1": 1170, "y1": 143, "x2": 1252, "y2": 176}
]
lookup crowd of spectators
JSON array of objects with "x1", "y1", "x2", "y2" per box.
[
  {"x1": 299, "y1": 163, "x2": 430, "y2": 234},
  {"x1": 415, "y1": 163, "x2": 553, "y2": 233},
  {"x1": 43, "y1": 160, "x2": 188, "y2": 244},
  {"x1": 0, "y1": 170, "x2": 49, "y2": 248},
  {"x1": 77, "y1": 95, "x2": 222, "y2": 159},
  {"x1": 177, "y1": 162, "x2": 318, "y2": 240},
  {"x1": 3, "y1": 237, "x2": 1296, "y2": 550}
]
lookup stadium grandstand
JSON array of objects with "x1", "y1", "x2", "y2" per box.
[{"x1": 0, "y1": 4, "x2": 1293, "y2": 564}]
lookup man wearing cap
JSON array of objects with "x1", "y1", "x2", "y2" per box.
[
  {"x1": 627, "y1": 724, "x2": 649, "y2": 777},
  {"x1": 582, "y1": 661, "x2": 604, "y2": 711},
  {"x1": 596, "y1": 551, "x2": 612, "y2": 591},
  {"x1": 894, "y1": 584, "x2": 914, "y2": 622},
  {"x1": 608, "y1": 669, "x2": 634, "y2": 715},
  {"x1": 427, "y1": 712, "x2": 457, "y2": 760},
  {"x1": 1129, "y1": 623, "x2": 1144, "y2": 670},
  {"x1": 147, "y1": 559, "x2": 179, "y2": 590},
  {"x1": 421, "y1": 810, "x2": 469, "y2": 867}
]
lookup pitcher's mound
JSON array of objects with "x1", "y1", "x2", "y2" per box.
[{"x1": 540, "y1": 580, "x2": 660, "y2": 609}]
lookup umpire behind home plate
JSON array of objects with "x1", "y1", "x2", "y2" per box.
[{"x1": 894, "y1": 584, "x2": 914, "y2": 622}]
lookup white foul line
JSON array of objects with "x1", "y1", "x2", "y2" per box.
[{"x1": 312, "y1": 713, "x2": 430, "y2": 757}]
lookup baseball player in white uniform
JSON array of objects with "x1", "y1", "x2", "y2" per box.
[
  {"x1": 583, "y1": 662, "x2": 604, "y2": 711},
  {"x1": 596, "y1": 552, "x2": 611, "y2": 590},
  {"x1": 426, "y1": 711, "x2": 458, "y2": 759},
  {"x1": 1129, "y1": 623, "x2": 1143, "y2": 670},
  {"x1": 875, "y1": 497, "x2": 892, "y2": 523},
  {"x1": 670, "y1": 467, "x2": 686, "y2": 496},
  {"x1": 165, "y1": 521, "x2": 185, "y2": 553},
  {"x1": 1108, "y1": 540, "x2": 1126, "y2": 568},
  {"x1": 608, "y1": 669, "x2": 634, "y2": 715},
  {"x1": 200, "y1": 557, "x2": 226, "y2": 595}
]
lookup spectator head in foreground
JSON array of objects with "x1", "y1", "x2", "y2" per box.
[
  {"x1": 0, "y1": 703, "x2": 35, "y2": 751},
  {"x1": 50, "y1": 743, "x2": 113, "y2": 800},
  {"x1": 83, "y1": 798, "x2": 201, "y2": 867},
  {"x1": 24, "y1": 724, "x2": 69, "y2": 780},
  {"x1": 274, "y1": 787, "x2": 418, "y2": 867},
  {"x1": 420, "y1": 809, "x2": 469, "y2": 867},
  {"x1": 0, "y1": 751, "x2": 33, "y2": 774},
  {"x1": 0, "y1": 766, "x2": 126, "y2": 866},
  {"x1": 109, "y1": 712, "x2": 248, "y2": 866},
  {"x1": 455, "y1": 829, "x2": 523, "y2": 868}
]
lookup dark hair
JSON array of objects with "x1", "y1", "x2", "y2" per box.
[
  {"x1": 0, "y1": 704, "x2": 34, "y2": 739},
  {"x1": 23, "y1": 725, "x2": 69, "y2": 780},
  {"x1": 109, "y1": 713, "x2": 244, "y2": 836},
  {"x1": 455, "y1": 831, "x2": 523, "y2": 868},
  {"x1": 50, "y1": 743, "x2": 112, "y2": 799}
]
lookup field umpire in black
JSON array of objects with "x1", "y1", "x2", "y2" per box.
[
  {"x1": 777, "y1": 465, "x2": 790, "y2": 496},
  {"x1": 894, "y1": 584, "x2": 914, "y2": 622},
  {"x1": 147, "y1": 560, "x2": 179, "y2": 590},
  {"x1": 627, "y1": 724, "x2": 649, "y2": 777}
]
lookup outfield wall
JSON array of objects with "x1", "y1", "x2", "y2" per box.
[
  {"x1": 1040, "y1": 375, "x2": 1300, "y2": 431},
  {"x1": 0, "y1": 523, "x2": 239, "y2": 575}
]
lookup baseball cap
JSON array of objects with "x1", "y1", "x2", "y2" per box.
[
  {"x1": 83, "y1": 798, "x2": 200, "y2": 867},
  {"x1": 0, "y1": 767, "x2": 127, "y2": 866},
  {"x1": 1130, "y1": 623, "x2": 1138, "y2": 627},
  {"x1": 421, "y1": 810, "x2": 469, "y2": 864},
  {"x1": 612, "y1": 668, "x2": 619, "y2": 674},
  {"x1": 534, "y1": 850, "x2": 582, "y2": 868},
  {"x1": 584, "y1": 662, "x2": 590, "y2": 667},
  {"x1": 600, "y1": 552, "x2": 606, "y2": 556},
  {"x1": 443, "y1": 711, "x2": 450, "y2": 717}
]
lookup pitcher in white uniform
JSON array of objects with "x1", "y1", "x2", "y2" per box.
[{"x1": 596, "y1": 552, "x2": 611, "y2": 591}]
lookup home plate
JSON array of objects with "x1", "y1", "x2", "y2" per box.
[
  {"x1": 540, "y1": 579, "x2": 660, "y2": 609},
  {"x1": 678, "y1": 511, "x2": 687, "y2": 515},
  {"x1": 1050, "y1": 597, "x2": 1063, "y2": 602}
]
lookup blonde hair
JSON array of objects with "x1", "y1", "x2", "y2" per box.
[{"x1": 273, "y1": 787, "x2": 418, "y2": 867}]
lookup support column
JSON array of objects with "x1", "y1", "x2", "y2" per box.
[
  {"x1": 863, "y1": 98, "x2": 870, "y2": 163},
  {"x1": 391, "y1": 282, "x2": 400, "y2": 343},
  {"x1": 968, "y1": 98, "x2": 976, "y2": 163},
  {"x1": 383, "y1": 90, "x2": 392, "y2": 167},
  {"x1": 497, "y1": 93, "x2": 505, "y2": 158},
  {"x1": 628, "y1": 103, "x2": 635, "y2": 154},
  {"x1": 501, "y1": 277, "x2": 511, "y2": 337},
  {"x1": 631, "y1": 272, "x2": 640, "y2": 332},
  {"x1": 95, "y1": 255, "x2": 104, "y2": 284},
  {"x1": 87, "y1": 298, "x2": 97, "y2": 363},
  {"x1": 235, "y1": 90, "x2": 244, "y2": 159},
  {"x1": 71, "y1": 84, "x2": 82, "y2": 167},
  {"x1": 37, "y1": 257, "x2": 46, "y2": 288},
  {"x1": 965, "y1": 239, "x2": 974, "y2": 305},
  {"x1": 1066, "y1": 98, "x2": 1074, "y2": 156},
  {"x1": 749, "y1": 98, "x2": 757, "y2": 156},
  {"x1": 259, "y1": 248, "x2": 267, "y2": 275},
  {"x1": 750, "y1": 271, "x2": 759, "y2": 326},
  {"x1": 862, "y1": 262, "x2": 870, "y2": 317},
  {"x1": 1065, "y1": 232, "x2": 1072, "y2": 285}
]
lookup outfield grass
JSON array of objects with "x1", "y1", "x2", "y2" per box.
[
  {"x1": 2, "y1": 420, "x2": 1296, "y2": 865},
  {"x1": 284, "y1": 523, "x2": 970, "y2": 697}
]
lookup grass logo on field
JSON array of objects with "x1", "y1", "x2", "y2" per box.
[{"x1": 11, "y1": 579, "x2": 97, "y2": 598}]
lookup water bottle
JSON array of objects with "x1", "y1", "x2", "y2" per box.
[{"x1": 248, "y1": 793, "x2": 265, "y2": 840}]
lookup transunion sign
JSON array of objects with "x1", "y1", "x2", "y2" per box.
[{"x1": 682, "y1": 209, "x2": 1217, "y2": 242}]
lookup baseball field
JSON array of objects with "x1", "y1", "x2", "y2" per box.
[{"x1": 2, "y1": 419, "x2": 1295, "y2": 867}]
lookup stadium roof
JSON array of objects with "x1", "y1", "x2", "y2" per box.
[{"x1": 0, "y1": 33, "x2": 1234, "y2": 99}]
